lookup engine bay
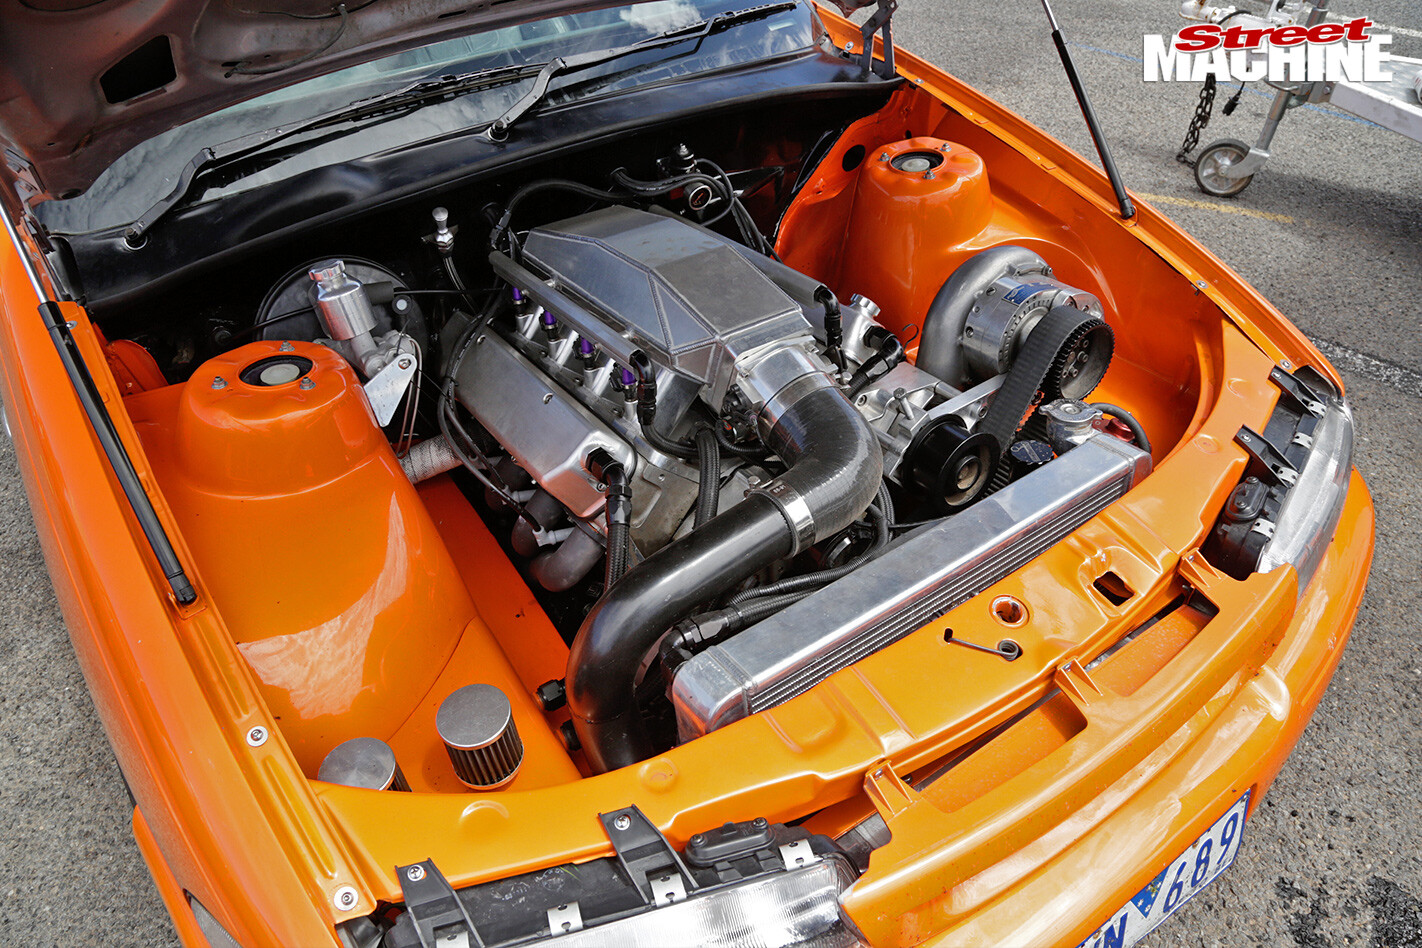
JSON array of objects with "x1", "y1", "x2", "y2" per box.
[{"x1": 100, "y1": 90, "x2": 1211, "y2": 793}]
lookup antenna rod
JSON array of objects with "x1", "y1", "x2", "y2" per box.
[{"x1": 1038, "y1": 0, "x2": 1135, "y2": 219}]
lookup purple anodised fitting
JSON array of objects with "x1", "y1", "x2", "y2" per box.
[
  {"x1": 511, "y1": 287, "x2": 525, "y2": 302},
  {"x1": 579, "y1": 338, "x2": 595, "y2": 356},
  {"x1": 620, "y1": 367, "x2": 637, "y2": 389},
  {"x1": 542, "y1": 311, "x2": 557, "y2": 329}
]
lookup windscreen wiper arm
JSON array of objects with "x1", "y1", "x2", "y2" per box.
[
  {"x1": 486, "y1": 1, "x2": 799, "y2": 141},
  {"x1": 122, "y1": 63, "x2": 536, "y2": 247}
]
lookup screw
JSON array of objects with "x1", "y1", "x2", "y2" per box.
[
  {"x1": 879, "y1": 152, "x2": 889, "y2": 161},
  {"x1": 1280, "y1": 359, "x2": 1294, "y2": 370},
  {"x1": 397, "y1": 357, "x2": 413, "y2": 370},
  {"x1": 211, "y1": 376, "x2": 227, "y2": 390},
  {"x1": 691, "y1": 834, "x2": 705, "y2": 845},
  {"x1": 753, "y1": 817, "x2": 768, "y2": 828},
  {"x1": 542, "y1": 393, "x2": 554, "y2": 404},
  {"x1": 1195, "y1": 280, "x2": 1207, "y2": 289},
  {"x1": 923, "y1": 171, "x2": 935, "y2": 180},
  {"x1": 406, "y1": 865, "x2": 426, "y2": 882},
  {"x1": 245, "y1": 726, "x2": 267, "y2": 747},
  {"x1": 278, "y1": 341, "x2": 295, "y2": 352},
  {"x1": 595, "y1": 482, "x2": 607, "y2": 492},
  {"x1": 333, "y1": 886, "x2": 359, "y2": 910},
  {"x1": 300, "y1": 377, "x2": 315, "y2": 390},
  {"x1": 613, "y1": 814, "x2": 632, "y2": 831}
]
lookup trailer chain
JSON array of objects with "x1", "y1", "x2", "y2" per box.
[{"x1": 1176, "y1": 74, "x2": 1218, "y2": 167}]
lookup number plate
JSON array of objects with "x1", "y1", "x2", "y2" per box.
[{"x1": 1078, "y1": 791, "x2": 1250, "y2": 948}]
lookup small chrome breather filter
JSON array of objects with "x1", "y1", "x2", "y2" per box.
[
  {"x1": 318, "y1": 737, "x2": 410, "y2": 792},
  {"x1": 436, "y1": 683, "x2": 524, "y2": 790}
]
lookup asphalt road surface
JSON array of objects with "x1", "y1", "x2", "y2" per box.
[{"x1": 2, "y1": 2, "x2": 1420, "y2": 945}]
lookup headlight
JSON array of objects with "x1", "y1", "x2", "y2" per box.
[
  {"x1": 187, "y1": 893, "x2": 244, "y2": 948},
  {"x1": 1257, "y1": 395, "x2": 1353, "y2": 591},
  {"x1": 544, "y1": 858, "x2": 863, "y2": 948}
]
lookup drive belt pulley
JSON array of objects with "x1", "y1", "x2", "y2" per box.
[{"x1": 976, "y1": 303, "x2": 1114, "y2": 483}]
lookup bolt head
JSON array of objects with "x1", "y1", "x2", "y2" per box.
[
  {"x1": 245, "y1": 726, "x2": 267, "y2": 747},
  {"x1": 211, "y1": 376, "x2": 227, "y2": 390},
  {"x1": 397, "y1": 357, "x2": 413, "y2": 370},
  {"x1": 278, "y1": 341, "x2": 295, "y2": 352},
  {"x1": 334, "y1": 886, "x2": 359, "y2": 910},
  {"x1": 300, "y1": 377, "x2": 315, "y2": 390},
  {"x1": 613, "y1": 814, "x2": 632, "y2": 831},
  {"x1": 406, "y1": 865, "x2": 426, "y2": 882},
  {"x1": 691, "y1": 834, "x2": 705, "y2": 845}
]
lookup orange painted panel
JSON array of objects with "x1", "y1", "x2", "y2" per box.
[{"x1": 125, "y1": 341, "x2": 475, "y2": 775}]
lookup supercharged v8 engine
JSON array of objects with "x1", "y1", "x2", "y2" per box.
[{"x1": 420, "y1": 155, "x2": 1149, "y2": 771}]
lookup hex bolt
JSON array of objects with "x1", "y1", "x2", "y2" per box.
[
  {"x1": 245, "y1": 726, "x2": 267, "y2": 747},
  {"x1": 278, "y1": 341, "x2": 295, "y2": 352},
  {"x1": 211, "y1": 376, "x2": 227, "y2": 390},
  {"x1": 613, "y1": 814, "x2": 632, "y2": 831},
  {"x1": 300, "y1": 377, "x2": 315, "y2": 390}
]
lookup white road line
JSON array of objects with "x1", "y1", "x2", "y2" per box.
[{"x1": 1311, "y1": 338, "x2": 1422, "y2": 400}]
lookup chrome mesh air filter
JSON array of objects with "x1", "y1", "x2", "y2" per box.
[
  {"x1": 437, "y1": 684, "x2": 524, "y2": 790},
  {"x1": 317, "y1": 737, "x2": 410, "y2": 792}
]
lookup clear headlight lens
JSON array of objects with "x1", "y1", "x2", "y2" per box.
[
  {"x1": 1257, "y1": 396, "x2": 1354, "y2": 591},
  {"x1": 545, "y1": 858, "x2": 863, "y2": 947},
  {"x1": 187, "y1": 893, "x2": 245, "y2": 948}
]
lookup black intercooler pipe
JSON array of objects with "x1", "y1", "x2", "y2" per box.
[{"x1": 566, "y1": 379, "x2": 883, "y2": 772}]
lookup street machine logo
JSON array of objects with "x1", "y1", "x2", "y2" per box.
[{"x1": 1144, "y1": 16, "x2": 1393, "y2": 82}]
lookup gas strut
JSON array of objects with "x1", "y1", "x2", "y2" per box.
[
  {"x1": 1037, "y1": 0, "x2": 1136, "y2": 220},
  {"x1": 1, "y1": 211, "x2": 197, "y2": 604}
]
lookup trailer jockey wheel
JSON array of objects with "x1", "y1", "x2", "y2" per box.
[{"x1": 1194, "y1": 139, "x2": 1254, "y2": 197}]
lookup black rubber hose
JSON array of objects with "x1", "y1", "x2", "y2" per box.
[
  {"x1": 588, "y1": 450, "x2": 632, "y2": 590},
  {"x1": 673, "y1": 590, "x2": 817, "y2": 651},
  {"x1": 566, "y1": 378, "x2": 882, "y2": 772},
  {"x1": 693, "y1": 426, "x2": 721, "y2": 530},
  {"x1": 713, "y1": 423, "x2": 767, "y2": 459},
  {"x1": 846, "y1": 327, "x2": 907, "y2": 397},
  {"x1": 489, "y1": 179, "x2": 630, "y2": 255},
  {"x1": 567, "y1": 492, "x2": 794, "y2": 772},
  {"x1": 728, "y1": 483, "x2": 891, "y2": 606},
  {"x1": 816, "y1": 286, "x2": 845, "y2": 373},
  {"x1": 1091, "y1": 402, "x2": 1151, "y2": 455}
]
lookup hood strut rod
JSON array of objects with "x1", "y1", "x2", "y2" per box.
[
  {"x1": 1038, "y1": 0, "x2": 1135, "y2": 220},
  {"x1": 1, "y1": 210, "x2": 197, "y2": 604}
]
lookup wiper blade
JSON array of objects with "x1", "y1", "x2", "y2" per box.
[
  {"x1": 486, "y1": 1, "x2": 799, "y2": 141},
  {"x1": 122, "y1": 63, "x2": 535, "y2": 247}
]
